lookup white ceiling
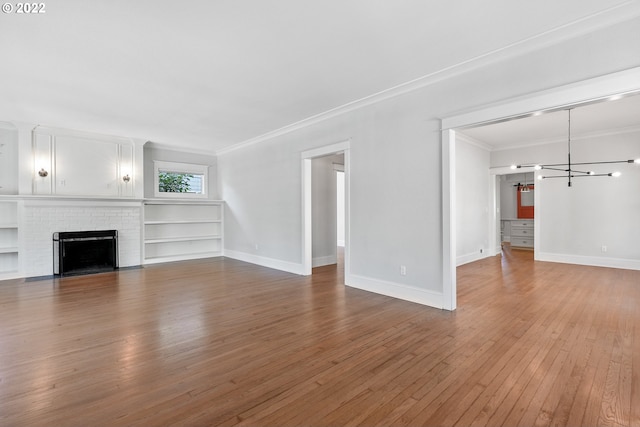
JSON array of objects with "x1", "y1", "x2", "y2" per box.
[
  {"x1": 1, "y1": 0, "x2": 638, "y2": 154},
  {"x1": 460, "y1": 92, "x2": 640, "y2": 150}
]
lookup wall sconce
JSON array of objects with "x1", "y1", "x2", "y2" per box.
[
  {"x1": 122, "y1": 174, "x2": 131, "y2": 183},
  {"x1": 38, "y1": 168, "x2": 48, "y2": 177}
]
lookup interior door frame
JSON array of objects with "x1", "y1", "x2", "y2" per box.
[
  {"x1": 489, "y1": 168, "x2": 540, "y2": 259},
  {"x1": 441, "y1": 66, "x2": 640, "y2": 311},
  {"x1": 301, "y1": 140, "x2": 351, "y2": 276}
]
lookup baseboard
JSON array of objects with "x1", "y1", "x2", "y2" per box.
[
  {"x1": 457, "y1": 251, "x2": 489, "y2": 266},
  {"x1": 223, "y1": 249, "x2": 305, "y2": 275},
  {"x1": 537, "y1": 252, "x2": 640, "y2": 271},
  {"x1": 313, "y1": 255, "x2": 337, "y2": 268},
  {"x1": 346, "y1": 273, "x2": 445, "y2": 309}
]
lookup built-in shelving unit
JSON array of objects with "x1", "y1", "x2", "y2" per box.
[
  {"x1": 0, "y1": 200, "x2": 19, "y2": 279},
  {"x1": 502, "y1": 219, "x2": 534, "y2": 249},
  {"x1": 143, "y1": 200, "x2": 223, "y2": 264}
]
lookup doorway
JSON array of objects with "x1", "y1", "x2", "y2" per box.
[
  {"x1": 301, "y1": 140, "x2": 350, "y2": 277},
  {"x1": 495, "y1": 171, "x2": 535, "y2": 255},
  {"x1": 309, "y1": 153, "x2": 345, "y2": 272},
  {"x1": 441, "y1": 67, "x2": 640, "y2": 311}
]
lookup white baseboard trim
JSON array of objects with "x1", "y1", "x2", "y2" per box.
[
  {"x1": 313, "y1": 255, "x2": 337, "y2": 268},
  {"x1": 223, "y1": 249, "x2": 305, "y2": 275},
  {"x1": 457, "y1": 251, "x2": 489, "y2": 266},
  {"x1": 537, "y1": 252, "x2": 640, "y2": 271},
  {"x1": 346, "y1": 273, "x2": 444, "y2": 309}
]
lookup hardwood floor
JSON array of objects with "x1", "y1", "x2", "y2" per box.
[{"x1": 1, "y1": 249, "x2": 639, "y2": 426}]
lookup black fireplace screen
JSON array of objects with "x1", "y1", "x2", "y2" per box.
[{"x1": 53, "y1": 230, "x2": 118, "y2": 276}]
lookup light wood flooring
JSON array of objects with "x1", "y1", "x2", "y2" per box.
[{"x1": 1, "y1": 248, "x2": 639, "y2": 426}]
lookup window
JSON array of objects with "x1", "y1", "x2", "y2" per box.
[
  {"x1": 517, "y1": 185, "x2": 534, "y2": 218},
  {"x1": 154, "y1": 161, "x2": 208, "y2": 198}
]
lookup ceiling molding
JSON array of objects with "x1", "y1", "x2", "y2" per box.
[
  {"x1": 33, "y1": 124, "x2": 134, "y2": 145},
  {"x1": 455, "y1": 132, "x2": 493, "y2": 152},
  {"x1": 144, "y1": 141, "x2": 217, "y2": 157},
  {"x1": 489, "y1": 123, "x2": 640, "y2": 152},
  {"x1": 217, "y1": 1, "x2": 640, "y2": 156}
]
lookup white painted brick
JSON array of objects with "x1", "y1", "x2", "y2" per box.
[{"x1": 22, "y1": 201, "x2": 142, "y2": 276}]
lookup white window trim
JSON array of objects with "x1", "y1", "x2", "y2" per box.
[{"x1": 153, "y1": 160, "x2": 208, "y2": 199}]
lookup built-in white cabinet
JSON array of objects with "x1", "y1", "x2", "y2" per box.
[
  {"x1": 0, "y1": 123, "x2": 19, "y2": 195},
  {"x1": 143, "y1": 200, "x2": 223, "y2": 264},
  {"x1": 32, "y1": 128, "x2": 136, "y2": 198},
  {"x1": 0, "y1": 201, "x2": 19, "y2": 279},
  {"x1": 503, "y1": 219, "x2": 534, "y2": 248}
]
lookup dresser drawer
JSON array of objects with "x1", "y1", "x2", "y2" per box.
[
  {"x1": 511, "y1": 227, "x2": 533, "y2": 237},
  {"x1": 511, "y1": 237, "x2": 534, "y2": 248},
  {"x1": 511, "y1": 221, "x2": 533, "y2": 228}
]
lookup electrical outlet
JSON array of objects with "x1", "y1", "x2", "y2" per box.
[
  {"x1": 400, "y1": 265, "x2": 406, "y2": 276},
  {"x1": 255, "y1": 243, "x2": 259, "y2": 251},
  {"x1": 601, "y1": 245, "x2": 607, "y2": 253}
]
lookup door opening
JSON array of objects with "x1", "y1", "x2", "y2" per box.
[{"x1": 301, "y1": 140, "x2": 350, "y2": 277}]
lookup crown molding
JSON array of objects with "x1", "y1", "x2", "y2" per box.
[
  {"x1": 490, "y1": 123, "x2": 640, "y2": 152},
  {"x1": 217, "y1": 1, "x2": 640, "y2": 156},
  {"x1": 30, "y1": 124, "x2": 137, "y2": 146},
  {"x1": 144, "y1": 141, "x2": 217, "y2": 157},
  {"x1": 455, "y1": 132, "x2": 493, "y2": 151}
]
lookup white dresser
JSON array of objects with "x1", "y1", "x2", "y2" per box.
[{"x1": 508, "y1": 219, "x2": 534, "y2": 248}]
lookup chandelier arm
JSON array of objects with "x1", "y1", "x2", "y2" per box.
[
  {"x1": 517, "y1": 163, "x2": 569, "y2": 168},
  {"x1": 571, "y1": 173, "x2": 614, "y2": 178},
  {"x1": 541, "y1": 167, "x2": 569, "y2": 172},
  {"x1": 541, "y1": 173, "x2": 614, "y2": 179},
  {"x1": 571, "y1": 169, "x2": 593, "y2": 175},
  {"x1": 519, "y1": 160, "x2": 634, "y2": 168},
  {"x1": 569, "y1": 160, "x2": 633, "y2": 166}
]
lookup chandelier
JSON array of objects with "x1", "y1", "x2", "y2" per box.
[{"x1": 511, "y1": 109, "x2": 639, "y2": 187}]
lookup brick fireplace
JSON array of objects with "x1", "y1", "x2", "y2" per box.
[{"x1": 21, "y1": 200, "x2": 141, "y2": 277}]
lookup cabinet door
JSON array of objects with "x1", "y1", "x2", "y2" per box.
[{"x1": 55, "y1": 136, "x2": 119, "y2": 196}]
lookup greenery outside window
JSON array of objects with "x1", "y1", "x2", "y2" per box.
[{"x1": 154, "y1": 161, "x2": 208, "y2": 198}]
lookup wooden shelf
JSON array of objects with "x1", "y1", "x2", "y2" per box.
[
  {"x1": 0, "y1": 201, "x2": 19, "y2": 277},
  {"x1": 142, "y1": 201, "x2": 223, "y2": 265},
  {"x1": 145, "y1": 236, "x2": 221, "y2": 244},
  {"x1": 143, "y1": 251, "x2": 222, "y2": 264},
  {"x1": 144, "y1": 220, "x2": 221, "y2": 225}
]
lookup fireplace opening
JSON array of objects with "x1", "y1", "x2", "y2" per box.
[{"x1": 53, "y1": 230, "x2": 118, "y2": 276}]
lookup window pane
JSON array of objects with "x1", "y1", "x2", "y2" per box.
[{"x1": 158, "y1": 171, "x2": 204, "y2": 194}]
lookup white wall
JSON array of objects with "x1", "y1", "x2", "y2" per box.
[
  {"x1": 311, "y1": 155, "x2": 338, "y2": 267},
  {"x1": 456, "y1": 136, "x2": 491, "y2": 266},
  {"x1": 492, "y1": 131, "x2": 640, "y2": 269},
  {"x1": 219, "y1": 16, "x2": 640, "y2": 308}
]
